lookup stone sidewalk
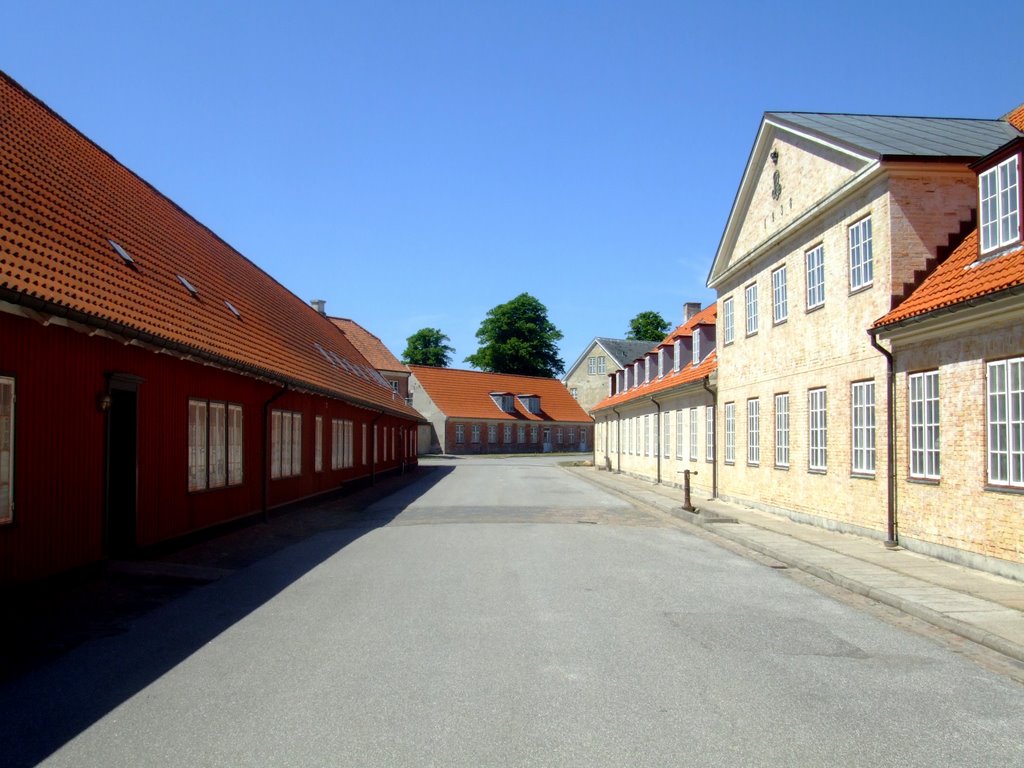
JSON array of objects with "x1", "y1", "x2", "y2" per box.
[{"x1": 568, "y1": 465, "x2": 1024, "y2": 665}]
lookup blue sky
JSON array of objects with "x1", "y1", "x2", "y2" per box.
[{"x1": 3, "y1": 1, "x2": 1022, "y2": 373}]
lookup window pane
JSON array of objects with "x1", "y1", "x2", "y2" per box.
[
  {"x1": 228, "y1": 405, "x2": 244, "y2": 485},
  {"x1": 189, "y1": 400, "x2": 208, "y2": 491},
  {"x1": 0, "y1": 378, "x2": 14, "y2": 522},
  {"x1": 209, "y1": 402, "x2": 227, "y2": 488}
]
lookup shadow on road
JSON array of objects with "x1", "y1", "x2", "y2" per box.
[{"x1": 0, "y1": 464, "x2": 453, "y2": 768}]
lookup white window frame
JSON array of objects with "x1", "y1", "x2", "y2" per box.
[
  {"x1": 747, "y1": 398, "x2": 760, "y2": 466},
  {"x1": 806, "y1": 244, "x2": 825, "y2": 310},
  {"x1": 332, "y1": 418, "x2": 354, "y2": 470},
  {"x1": 849, "y1": 216, "x2": 873, "y2": 291},
  {"x1": 190, "y1": 399, "x2": 244, "y2": 490},
  {"x1": 771, "y1": 266, "x2": 788, "y2": 324},
  {"x1": 270, "y1": 408, "x2": 301, "y2": 479},
  {"x1": 689, "y1": 407, "x2": 698, "y2": 461},
  {"x1": 315, "y1": 415, "x2": 323, "y2": 473},
  {"x1": 851, "y1": 381, "x2": 876, "y2": 476},
  {"x1": 588, "y1": 357, "x2": 597, "y2": 375},
  {"x1": 724, "y1": 402, "x2": 736, "y2": 464},
  {"x1": 909, "y1": 371, "x2": 940, "y2": 480},
  {"x1": 455, "y1": 423, "x2": 465, "y2": 443},
  {"x1": 987, "y1": 357, "x2": 1024, "y2": 487},
  {"x1": 597, "y1": 356, "x2": 606, "y2": 374},
  {"x1": 675, "y1": 410, "x2": 684, "y2": 460},
  {"x1": 518, "y1": 425, "x2": 526, "y2": 444},
  {"x1": 775, "y1": 393, "x2": 789, "y2": 468},
  {"x1": 504, "y1": 424, "x2": 513, "y2": 443},
  {"x1": 722, "y1": 297, "x2": 735, "y2": 345},
  {"x1": 471, "y1": 424, "x2": 481, "y2": 444},
  {"x1": 808, "y1": 388, "x2": 827, "y2": 472},
  {"x1": 744, "y1": 283, "x2": 759, "y2": 336},
  {"x1": 706, "y1": 406, "x2": 714, "y2": 462},
  {"x1": 662, "y1": 415, "x2": 670, "y2": 459},
  {"x1": 980, "y1": 155, "x2": 1020, "y2": 254},
  {"x1": 644, "y1": 415, "x2": 650, "y2": 456},
  {"x1": 1, "y1": 377, "x2": 14, "y2": 524},
  {"x1": 488, "y1": 424, "x2": 497, "y2": 443}
]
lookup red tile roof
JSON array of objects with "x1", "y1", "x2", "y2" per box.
[
  {"x1": 1005, "y1": 103, "x2": 1024, "y2": 132},
  {"x1": 0, "y1": 73, "x2": 421, "y2": 420},
  {"x1": 330, "y1": 317, "x2": 407, "y2": 374},
  {"x1": 591, "y1": 305, "x2": 718, "y2": 412},
  {"x1": 409, "y1": 366, "x2": 592, "y2": 422},
  {"x1": 874, "y1": 230, "x2": 1024, "y2": 328}
]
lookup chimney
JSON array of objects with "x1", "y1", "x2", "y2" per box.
[
  {"x1": 310, "y1": 299, "x2": 326, "y2": 315},
  {"x1": 684, "y1": 302, "x2": 702, "y2": 321}
]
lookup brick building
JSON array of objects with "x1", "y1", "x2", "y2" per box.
[{"x1": 706, "y1": 109, "x2": 1021, "y2": 572}]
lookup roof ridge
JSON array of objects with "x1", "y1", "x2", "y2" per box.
[{"x1": 768, "y1": 110, "x2": 1009, "y2": 123}]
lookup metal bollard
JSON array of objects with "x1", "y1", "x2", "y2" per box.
[{"x1": 681, "y1": 469, "x2": 698, "y2": 512}]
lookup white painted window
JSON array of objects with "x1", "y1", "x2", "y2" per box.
[
  {"x1": 1, "y1": 377, "x2": 14, "y2": 524},
  {"x1": 531, "y1": 425, "x2": 538, "y2": 444},
  {"x1": 808, "y1": 389, "x2": 827, "y2": 471},
  {"x1": 271, "y1": 409, "x2": 301, "y2": 479},
  {"x1": 504, "y1": 424, "x2": 513, "y2": 443},
  {"x1": 332, "y1": 419, "x2": 354, "y2": 469},
  {"x1": 588, "y1": 357, "x2": 597, "y2": 375},
  {"x1": 455, "y1": 424, "x2": 465, "y2": 443},
  {"x1": 362, "y1": 424, "x2": 368, "y2": 464},
  {"x1": 980, "y1": 156, "x2": 1020, "y2": 253},
  {"x1": 909, "y1": 371, "x2": 940, "y2": 479},
  {"x1": 723, "y1": 297, "x2": 735, "y2": 345},
  {"x1": 987, "y1": 357, "x2": 1024, "y2": 487},
  {"x1": 518, "y1": 425, "x2": 525, "y2": 443},
  {"x1": 771, "y1": 266, "x2": 788, "y2": 324},
  {"x1": 315, "y1": 416, "x2": 323, "y2": 472},
  {"x1": 471, "y1": 424, "x2": 480, "y2": 444},
  {"x1": 675, "y1": 410, "x2": 684, "y2": 460},
  {"x1": 570, "y1": 387, "x2": 578, "y2": 400},
  {"x1": 190, "y1": 400, "x2": 244, "y2": 490},
  {"x1": 557, "y1": 427, "x2": 564, "y2": 445},
  {"x1": 724, "y1": 402, "x2": 736, "y2": 464},
  {"x1": 597, "y1": 356, "x2": 606, "y2": 374},
  {"x1": 488, "y1": 424, "x2": 497, "y2": 443},
  {"x1": 706, "y1": 406, "x2": 714, "y2": 462},
  {"x1": 775, "y1": 393, "x2": 789, "y2": 468},
  {"x1": 747, "y1": 398, "x2": 760, "y2": 465},
  {"x1": 689, "y1": 407, "x2": 698, "y2": 461},
  {"x1": 644, "y1": 415, "x2": 650, "y2": 456},
  {"x1": 662, "y1": 414, "x2": 670, "y2": 458},
  {"x1": 744, "y1": 283, "x2": 758, "y2": 336},
  {"x1": 851, "y1": 381, "x2": 876, "y2": 475},
  {"x1": 849, "y1": 216, "x2": 873, "y2": 290},
  {"x1": 569, "y1": 427, "x2": 577, "y2": 446},
  {"x1": 806, "y1": 244, "x2": 825, "y2": 309}
]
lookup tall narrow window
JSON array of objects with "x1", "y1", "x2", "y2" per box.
[
  {"x1": 706, "y1": 406, "x2": 714, "y2": 462},
  {"x1": 689, "y1": 407, "x2": 698, "y2": 461},
  {"x1": 488, "y1": 424, "x2": 497, "y2": 443},
  {"x1": 472, "y1": 425, "x2": 481, "y2": 444},
  {"x1": 504, "y1": 424, "x2": 513, "y2": 443},
  {"x1": 362, "y1": 424, "x2": 368, "y2": 465},
  {"x1": 315, "y1": 416, "x2": 323, "y2": 472},
  {"x1": 724, "y1": 402, "x2": 736, "y2": 464},
  {"x1": 987, "y1": 357, "x2": 1024, "y2": 487},
  {"x1": 1, "y1": 377, "x2": 14, "y2": 524},
  {"x1": 518, "y1": 425, "x2": 525, "y2": 443},
  {"x1": 271, "y1": 409, "x2": 302, "y2": 479},
  {"x1": 644, "y1": 415, "x2": 650, "y2": 456},
  {"x1": 208, "y1": 402, "x2": 227, "y2": 487},
  {"x1": 775, "y1": 393, "x2": 789, "y2": 468},
  {"x1": 455, "y1": 424, "x2": 465, "y2": 443},
  {"x1": 806, "y1": 244, "x2": 825, "y2": 309},
  {"x1": 851, "y1": 381, "x2": 876, "y2": 475},
  {"x1": 744, "y1": 283, "x2": 759, "y2": 336},
  {"x1": 772, "y1": 266, "x2": 788, "y2": 324},
  {"x1": 675, "y1": 410, "x2": 684, "y2": 459},
  {"x1": 747, "y1": 398, "x2": 760, "y2": 465},
  {"x1": 909, "y1": 371, "x2": 940, "y2": 479},
  {"x1": 723, "y1": 297, "x2": 735, "y2": 344},
  {"x1": 662, "y1": 415, "x2": 670, "y2": 458},
  {"x1": 808, "y1": 388, "x2": 827, "y2": 471},
  {"x1": 980, "y1": 156, "x2": 1020, "y2": 253},
  {"x1": 189, "y1": 399, "x2": 208, "y2": 491},
  {"x1": 849, "y1": 216, "x2": 873, "y2": 290},
  {"x1": 191, "y1": 400, "x2": 244, "y2": 489},
  {"x1": 228, "y1": 404, "x2": 243, "y2": 486}
]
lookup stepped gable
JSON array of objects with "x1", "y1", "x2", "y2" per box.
[{"x1": 0, "y1": 72, "x2": 420, "y2": 420}]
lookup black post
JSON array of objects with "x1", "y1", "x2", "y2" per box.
[{"x1": 682, "y1": 469, "x2": 698, "y2": 512}]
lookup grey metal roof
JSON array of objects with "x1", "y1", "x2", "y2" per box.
[
  {"x1": 767, "y1": 112, "x2": 1022, "y2": 159},
  {"x1": 597, "y1": 338, "x2": 659, "y2": 367}
]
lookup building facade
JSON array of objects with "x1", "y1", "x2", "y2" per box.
[
  {"x1": 329, "y1": 314, "x2": 412, "y2": 404},
  {"x1": 706, "y1": 109, "x2": 1022, "y2": 574},
  {"x1": 0, "y1": 73, "x2": 423, "y2": 584},
  {"x1": 563, "y1": 337, "x2": 662, "y2": 412},
  {"x1": 409, "y1": 366, "x2": 593, "y2": 455}
]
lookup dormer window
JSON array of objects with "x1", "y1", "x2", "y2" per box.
[
  {"x1": 692, "y1": 330, "x2": 701, "y2": 366},
  {"x1": 517, "y1": 394, "x2": 540, "y2": 414},
  {"x1": 490, "y1": 392, "x2": 516, "y2": 412},
  {"x1": 980, "y1": 154, "x2": 1020, "y2": 254}
]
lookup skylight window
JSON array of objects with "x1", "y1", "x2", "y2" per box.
[
  {"x1": 224, "y1": 300, "x2": 241, "y2": 319},
  {"x1": 177, "y1": 275, "x2": 198, "y2": 298},
  {"x1": 108, "y1": 239, "x2": 136, "y2": 267},
  {"x1": 313, "y1": 342, "x2": 335, "y2": 366}
]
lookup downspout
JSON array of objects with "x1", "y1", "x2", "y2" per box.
[
  {"x1": 611, "y1": 407, "x2": 622, "y2": 473},
  {"x1": 262, "y1": 386, "x2": 289, "y2": 522},
  {"x1": 701, "y1": 376, "x2": 718, "y2": 499},
  {"x1": 650, "y1": 396, "x2": 663, "y2": 484},
  {"x1": 869, "y1": 330, "x2": 899, "y2": 548}
]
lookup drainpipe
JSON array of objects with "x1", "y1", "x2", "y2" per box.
[
  {"x1": 611, "y1": 407, "x2": 622, "y2": 473},
  {"x1": 701, "y1": 376, "x2": 718, "y2": 499},
  {"x1": 651, "y1": 396, "x2": 663, "y2": 484},
  {"x1": 262, "y1": 386, "x2": 289, "y2": 522},
  {"x1": 869, "y1": 330, "x2": 899, "y2": 548}
]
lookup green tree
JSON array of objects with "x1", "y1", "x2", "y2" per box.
[
  {"x1": 626, "y1": 310, "x2": 671, "y2": 342},
  {"x1": 402, "y1": 327, "x2": 455, "y2": 367},
  {"x1": 465, "y1": 293, "x2": 565, "y2": 377}
]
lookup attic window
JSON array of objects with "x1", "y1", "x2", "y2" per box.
[
  {"x1": 518, "y1": 394, "x2": 540, "y2": 414},
  {"x1": 108, "y1": 239, "x2": 137, "y2": 268},
  {"x1": 313, "y1": 343, "x2": 335, "y2": 366},
  {"x1": 490, "y1": 393, "x2": 516, "y2": 413},
  {"x1": 224, "y1": 300, "x2": 241, "y2": 319},
  {"x1": 980, "y1": 155, "x2": 1020, "y2": 254},
  {"x1": 177, "y1": 275, "x2": 199, "y2": 298}
]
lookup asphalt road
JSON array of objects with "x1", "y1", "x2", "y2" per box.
[{"x1": 2, "y1": 456, "x2": 1022, "y2": 767}]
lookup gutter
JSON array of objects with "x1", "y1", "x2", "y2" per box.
[
  {"x1": 868, "y1": 330, "x2": 899, "y2": 548},
  {"x1": 701, "y1": 375, "x2": 718, "y2": 499}
]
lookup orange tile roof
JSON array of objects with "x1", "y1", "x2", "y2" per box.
[
  {"x1": 409, "y1": 366, "x2": 592, "y2": 422},
  {"x1": 1005, "y1": 103, "x2": 1024, "y2": 132},
  {"x1": 874, "y1": 230, "x2": 1024, "y2": 328},
  {"x1": 0, "y1": 72, "x2": 421, "y2": 421},
  {"x1": 591, "y1": 304, "x2": 718, "y2": 412},
  {"x1": 330, "y1": 317, "x2": 407, "y2": 374}
]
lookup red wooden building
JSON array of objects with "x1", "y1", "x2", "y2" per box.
[{"x1": 0, "y1": 72, "x2": 424, "y2": 585}]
